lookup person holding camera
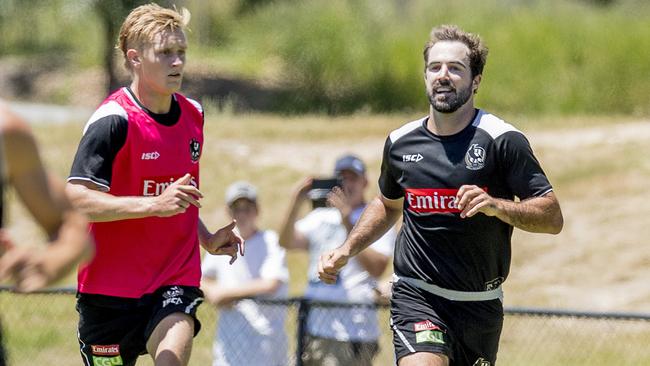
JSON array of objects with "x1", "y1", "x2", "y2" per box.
[{"x1": 279, "y1": 154, "x2": 396, "y2": 366}]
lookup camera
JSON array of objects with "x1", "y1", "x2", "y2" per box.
[{"x1": 308, "y1": 177, "x2": 341, "y2": 208}]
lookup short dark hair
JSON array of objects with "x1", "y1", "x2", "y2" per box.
[{"x1": 423, "y1": 25, "x2": 488, "y2": 78}]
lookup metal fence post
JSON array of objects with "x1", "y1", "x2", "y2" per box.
[{"x1": 295, "y1": 298, "x2": 310, "y2": 366}]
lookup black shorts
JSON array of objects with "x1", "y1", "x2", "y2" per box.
[
  {"x1": 76, "y1": 285, "x2": 203, "y2": 366},
  {"x1": 390, "y1": 280, "x2": 503, "y2": 366}
]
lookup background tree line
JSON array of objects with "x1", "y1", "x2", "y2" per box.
[{"x1": 0, "y1": 0, "x2": 648, "y2": 115}]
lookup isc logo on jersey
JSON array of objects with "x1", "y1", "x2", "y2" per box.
[
  {"x1": 141, "y1": 151, "x2": 160, "y2": 160},
  {"x1": 403, "y1": 153, "x2": 423, "y2": 162},
  {"x1": 142, "y1": 175, "x2": 198, "y2": 196}
]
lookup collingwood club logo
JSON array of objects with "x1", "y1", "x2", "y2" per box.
[
  {"x1": 465, "y1": 143, "x2": 486, "y2": 170},
  {"x1": 189, "y1": 138, "x2": 201, "y2": 162},
  {"x1": 473, "y1": 358, "x2": 491, "y2": 366}
]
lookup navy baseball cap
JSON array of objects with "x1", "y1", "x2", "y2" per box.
[{"x1": 334, "y1": 154, "x2": 366, "y2": 176}]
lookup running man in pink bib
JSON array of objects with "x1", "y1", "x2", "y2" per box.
[{"x1": 66, "y1": 4, "x2": 244, "y2": 366}]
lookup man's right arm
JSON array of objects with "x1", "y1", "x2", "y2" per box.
[
  {"x1": 65, "y1": 181, "x2": 157, "y2": 222},
  {"x1": 67, "y1": 110, "x2": 201, "y2": 223},
  {"x1": 344, "y1": 194, "x2": 402, "y2": 257},
  {"x1": 318, "y1": 194, "x2": 402, "y2": 284},
  {"x1": 66, "y1": 174, "x2": 201, "y2": 222}
]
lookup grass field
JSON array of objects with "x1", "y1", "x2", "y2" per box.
[
  {"x1": 2, "y1": 112, "x2": 650, "y2": 364},
  {"x1": 1, "y1": 292, "x2": 649, "y2": 365}
]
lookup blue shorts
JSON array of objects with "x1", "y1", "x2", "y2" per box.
[{"x1": 390, "y1": 280, "x2": 503, "y2": 366}]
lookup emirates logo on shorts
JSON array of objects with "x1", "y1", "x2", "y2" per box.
[
  {"x1": 91, "y1": 344, "x2": 120, "y2": 356},
  {"x1": 414, "y1": 320, "x2": 441, "y2": 332}
]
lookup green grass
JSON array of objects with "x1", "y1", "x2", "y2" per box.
[
  {"x1": 7, "y1": 110, "x2": 642, "y2": 291},
  {"x1": 2, "y1": 113, "x2": 650, "y2": 364},
  {"x1": 1, "y1": 109, "x2": 642, "y2": 301},
  {"x1": 2, "y1": 0, "x2": 650, "y2": 115},
  {"x1": 499, "y1": 316, "x2": 650, "y2": 365},
  {"x1": 184, "y1": 0, "x2": 650, "y2": 115},
  {"x1": 1, "y1": 292, "x2": 649, "y2": 365}
]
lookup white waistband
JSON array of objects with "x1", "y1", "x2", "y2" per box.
[{"x1": 393, "y1": 274, "x2": 503, "y2": 302}]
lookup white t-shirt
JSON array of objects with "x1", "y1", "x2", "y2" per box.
[
  {"x1": 296, "y1": 206, "x2": 396, "y2": 341},
  {"x1": 201, "y1": 230, "x2": 289, "y2": 366}
]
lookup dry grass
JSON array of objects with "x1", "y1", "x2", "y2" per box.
[
  {"x1": 506, "y1": 121, "x2": 650, "y2": 311},
  {"x1": 5, "y1": 112, "x2": 650, "y2": 310},
  {"x1": 2, "y1": 112, "x2": 650, "y2": 365}
]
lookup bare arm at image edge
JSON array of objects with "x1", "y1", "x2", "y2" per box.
[{"x1": 0, "y1": 108, "x2": 90, "y2": 291}]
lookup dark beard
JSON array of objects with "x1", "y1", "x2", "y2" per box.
[{"x1": 427, "y1": 84, "x2": 473, "y2": 113}]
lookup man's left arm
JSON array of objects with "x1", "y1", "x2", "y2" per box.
[
  {"x1": 457, "y1": 188, "x2": 563, "y2": 234},
  {"x1": 457, "y1": 130, "x2": 564, "y2": 234},
  {"x1": 198, "y1": 219, "x2": 244, "y2": 264}
]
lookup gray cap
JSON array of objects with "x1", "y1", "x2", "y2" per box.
[
  {"x1": 225, "y1": 181, "x2": 258, "y2": 206},
  {"x1": 334, "y1": 154, "x2": 366, "y2": 176}
]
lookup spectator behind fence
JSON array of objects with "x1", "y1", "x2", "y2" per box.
[
  {"x1": 202, "y1": 181, "x2": 289, "y2": 366},
  {"x1": 319, "y1": 25, "x2": 564, "y2": 366},
  {"x1": 279, "y1": 154, "x2": 396, "y2": 366},
  {"x1": 0, "y1": 101, "x2": 91, "y2": 365},
  {"x1": 66, "y1": 4, "x2": 244, "y2": 366}
]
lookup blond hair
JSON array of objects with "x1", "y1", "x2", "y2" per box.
[
  {"x1": 423, "y1": 25, "x2": 488, "y2": 78},
  {"x1": 117, "y1": 3, "x2": 190, "y2": 70}
]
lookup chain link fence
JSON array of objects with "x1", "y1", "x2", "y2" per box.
[{"x1": 0, "y1": 287, "x2": 648, "y2": 365}]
